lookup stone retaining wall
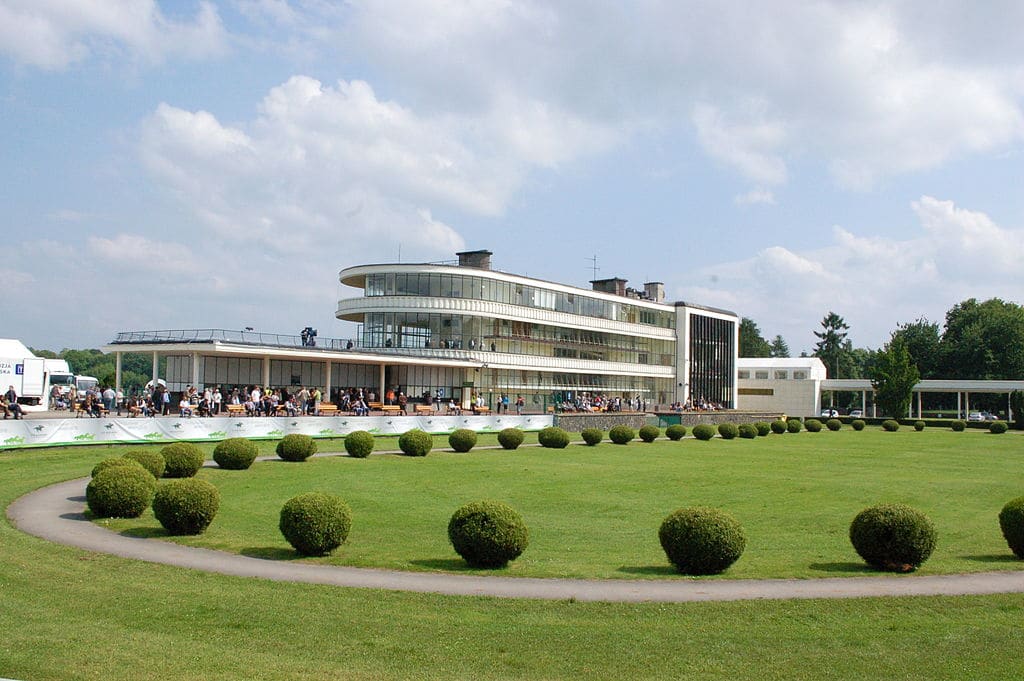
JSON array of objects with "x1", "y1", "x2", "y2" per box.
[{"x1": 554, "y1": 413, "x2": 647, "y2": 432}]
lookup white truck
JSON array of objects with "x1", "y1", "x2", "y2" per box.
[{"x1": 0, "y1": 339, "x2": 78, "y2": 411}]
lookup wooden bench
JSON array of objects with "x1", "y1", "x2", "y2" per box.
[
  {"x1": 414, "y1": 404, "x2": 434, "y2": 415},
  {"x1": 368, "y1": 402, "x2": 384, "y2": 412},
  {"x1": 319, "y1": 404, "x2": 339, "y2": 415},
  {"x1": 226, "y1": 404, "x2": 246, "y2": 415},
  {"x1": 471, "y1": 406, "x2": 491, "y2": 414},
  {"x1": 381, "y1": 404, "x2": 404, "y2": 415},
  {"x1": 73, "y1": 403, "x2": 109, "y2": 418}
]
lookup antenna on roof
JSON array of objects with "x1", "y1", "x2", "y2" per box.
[{"x1": 586, "y1": 254, "x2": 600, "y2": 281}]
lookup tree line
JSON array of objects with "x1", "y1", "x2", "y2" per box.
[{"x1": 29, "y1": 348, "x2": 163, "y2": 394}]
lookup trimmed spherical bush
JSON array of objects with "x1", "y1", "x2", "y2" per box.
[
  {"x1": 692, "y1": 424, "x2": 716, "y2": 441},
  {"x1": 279, "y1": 492, "x2": 353, "y2": 556},
  {"x1": 786, "y1": 419, "x2": 803, "y2": 433},
  {"x1": 849, "y1": 503, "x2": 937, "y2": 571},
  {"x1": 213, "y1": 438, "x2": 259, "y2": 470},
  {"x1": 804, "y1": 419, "x2": 823, "y2": 433},
  {"x1": 448, "y1": 428, "x2": 478, "y2": 453},
  {"x1": 990, "y1": 421, "x2": 1009, "y2": 434},
  {"x1": 448, "y1": 500, "x2": 529, "y2": 568},
  {"x1": 754, "y1": 422, "x2": 771, "y2": 437},
  {"x1": 276, "y1": 434, "x2": 317, "y2": 462},
  {"x1": 92, "y1": 456, "x2": 144, "y2": 478},
  {"x1": 770, "y1": 420, "x2": 788, "y2": 434},
  {"x1": 497, "y1": 428, "x2": 524, "y2": 450},
  {"x1": 951, "y1": 419, "x2": 966, "y2": 432},
  {"x1": 86, "y1": 466, "x2": 156, "y2": 519},
  {"x1": 122, "y1": 450, "x2": 165, "y2": 478},
  {"x1": 399, "y1": 429, "x2": 433, "y2": 456},
  {"x1": 826, "y1": 419, "x2": 843, "y2": 432},
  {"x1": 344, "y1": 431, "x2": 374, "y2": 458},
  {"x1": 665, "y1": 424, "x2": 687, "y2": 441},
  {"x1": 537, "y1": 427, "x2": 570, "y2": 449},
  {"x1": 737, "y1": 423, "x2": 758, "y2": 439},
  {"x1": 998, "y1": 497, "x2": 1024, "y2": 559},
  {"x1": 659, "y1": 507, "x2": 746, "y2": 575},
  {"x1": 882, "y1": 420, "x2": 900, "y2": 432},
  {"x1": 717, "y1": 423, "x2": 739, "y2": 440},
  {"x1": 152, "y1": 478, "x2": 220, "y2": 535},
  {"x1": 851, "y1": 419, "x2": 866, "y2": 431},
  {"x1": 914, "y1": 421, "x2": 926, "y2": 432},
  {"x1": 608, "y1": 425, "x2": 635, "y2": 445},
  {"x1": 581, "y1": 428, "x2": 603, "y2": 446},
  {"x1": 160, "y1": 443, "x2": 206, "y2": 478},
  {"x1": 638, "y1": 425, "x2": 660, "y2": 443}
]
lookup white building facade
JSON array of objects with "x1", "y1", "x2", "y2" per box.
[{"x1": 735, "y1": 357, "x2": 827, "y2": 417}]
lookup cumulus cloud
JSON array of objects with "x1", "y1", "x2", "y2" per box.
[
  {"x1": 0, "y1": 0, "x2": 227, "y2": 70},
  {"x1": 675, "y1": 197, "x2": 1024, "y2": 351}
]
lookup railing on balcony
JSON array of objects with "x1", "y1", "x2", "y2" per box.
[{"x1": 111, "y1": 329, "x2": 358, "y2": 351}]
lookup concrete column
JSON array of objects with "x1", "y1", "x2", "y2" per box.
[
  {"x1": 379, "y1": 364, "x2": 386, "y2": 400},
  {"x1": 965, "y1": 392, "x2": 970, "y2": 415},
  {"x1": 191, "y1": 352, "x2": 200, "y2": 388},
  {"x1": 917, "y1": 391, "x2": 922, "y2": 418},
  {"x1": 861, "y1": 390, "x2": 866, "y2": 412},
  {"x1": 152, "y1": 351, "x2": 159, "y2": 384},
  {"x1": 324, "y1": 359, "x2": 332, "y2": 401},
  {"x1": 262, "y1": 357, "x2": 271, "y2": 389},
  {"x1": 957, "y1": 392, "x2": 962, "y2": 418},
  {"x1": 115, "y1": 352, "x2": 122, "y2": 392}
]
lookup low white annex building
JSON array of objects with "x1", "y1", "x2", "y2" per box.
[{"x1": 736, "y1": 357, "x2": 827, "y2": 417}]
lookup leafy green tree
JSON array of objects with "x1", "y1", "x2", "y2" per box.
[
  {"x1": 769, "y1": 335, "x2": 790, "y2": 358},
  {"x1": 872, "y1": 336, "x2": 920, "y2": 418},
  {"x1": 891, "y1": 318, "x2": 942, "y2": 379},
  {"x1": 738, "y1": 318, "x2": 771, "y2": 358},
  {"x1": 813, "y1": 311, "x2": 850, "y2": 379},
  {"x1": 940, "y1": 298, "x2": 1024, "y2": 380},
  {"x1": 1010, "y1": 390, "x2": 1024, "y2": 430}
]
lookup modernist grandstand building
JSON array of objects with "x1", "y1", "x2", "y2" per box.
[{"x1": 107, "y1": 250, "x2": 739, "y2": 411}]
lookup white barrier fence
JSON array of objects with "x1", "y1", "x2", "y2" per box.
[{"x1": 0, "y1": 414, "x2": 554, "y2": 450}]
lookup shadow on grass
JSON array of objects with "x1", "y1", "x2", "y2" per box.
[
  {"x1": 808, "y1": 561, "x2": 874, "y2": 574},
  {"x1": 120, "y1": 526, "x2": 167, "y2": 539},
  {"x1": 616, "y1": 564, "x2": 678, "y2": 576},
  {"x1": 407, "y1": 558, "x2": 477, "y2": 572},
  {"x1": 961, "y1": 553, "x2": 1021, "y2": 564},
  {"x1": 240, "y1": 546, "x2": 305, "y2": 561}
]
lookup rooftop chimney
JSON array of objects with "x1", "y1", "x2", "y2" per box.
[
  {"x1": 644, "y1": 282, "x2": 665, "y2": 302},
  {"x1": 456, "y1": 249, "x2": 493, "y2": 269},
  {"x1": 590, "y1": 277, "x2": 628, "y2": 296}
]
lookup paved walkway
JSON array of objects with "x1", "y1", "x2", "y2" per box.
[{"x1": 8, "y1": 477, "x2": 1024, "y2": 603}]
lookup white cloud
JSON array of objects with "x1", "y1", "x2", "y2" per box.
[
  {"x1": 734, "y1": 188, "x2": 776, "y2": 205},
  {"x1": 87, "y1": 233, "x2": 200, "y2": 275},
  {"x1": 0, "y1": 0, "x2": 227, "y2": 70},
  {"x1": 693, "y1": 104, "x2": 787, "y2": 186},
  {"x1": 675, "y1": 196, "x2": 1024, "y2": 351}
]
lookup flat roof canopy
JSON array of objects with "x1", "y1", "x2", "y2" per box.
[{"x1": 822, "y1": 379, "x2": 1024, "y2": 394}]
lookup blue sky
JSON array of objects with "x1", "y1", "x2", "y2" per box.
[{"x1": 2, "y1": 0, "x2": 1022, "y2": 355}]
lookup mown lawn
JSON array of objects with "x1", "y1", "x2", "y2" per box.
[{"x1": 2, "y1": 429, "x2": 1023, "y2": 680}]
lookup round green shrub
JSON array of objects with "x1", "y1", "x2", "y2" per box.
[
  {"x1": 638, "y1": 425, "x2": 660, "y2": 443},
  {"x1": 951, "y1": 419, "x2": 966, "y2": 432},
  {"x1": 914, "y1": 421, "x2": 926, "y2": 432},
  {"x1": 92, "y1": 456, "x2": 144, "y2": 478},
  {"x1": 882, "y1": 420, "x2": 900, "y2": 432},
  {"x1": 122, "y1": 450, "x2": 166, "y2": 478},
  {"x1": 398, "y1": 429, "x2": 433, "y2": 456},
  {"x1": 692, "y1": 424, "x2": 716, "y2": 441},
  {"x1": 152, "y1": 478, "x2": 220, "y2": 535},
  {"x1": 754, "y1": 421, "x2": 771, "y2": 437},
  {"x1": 497, "y1": 428, "x2": 524, "y2": 450},
  {"x1": 849, "y1": 503, "x2": 937, "y2": 571},
  {"x1": 608, "y1": 425, "x2": 635, "y2": 444},
  {"x1": 804, "y1": 419, "x2": 823, "y2": 433},
  {"x1": 717, "y1": 423, "x2": 739, "y2": 440},
  {"x1": 581, "y1": 428, "x2": 603, "y2": 446},
  {"x1": 770, "y1": 420, "x2": 788, "y2": 434},
  {"x1": 276, "y1": 434, "x2": 317, "y2": 462},
  {"x1": 86, "y1": 466, "x2": 156, "y2": 518},
  {"x1": 448, "y1": 500, "x2": 530, "y2": 568},
  {"x1": 665, "y1": 424, "x2": 687, "y2": 441},
  {"x1": 537, "y1": 426, "x2": 570, "y2": 449},
  {"x1": 659, "y1": 507, "x2": 746, "y2": 575},
  {"x1": 990, "y1": 421, "x2": 1008, "y2": 434},
  {"x1": 448, "y1": 428, "x2": 478, "y2": 453},
  {"x1": 279, "y1": 492, "x2": 353, "y2": 556},
  {"x1": 737, "y1": 423, "x2": 758, "y2": 439},
  {"x1": 213, "y1": 438, "x2": 259, "y2": 470},
  {"x1": 344, "y1": 431, "x2": 375, "y2": 458},
  {"x1": 786, "y1": 419, "x2": 802, "y2": 433},
  {"x1": 851, "y1": 419, "x2": 866, "y2": 431},
  {"x1": 998, "y1": 497, "x2": 1024, "y2": 559},
  {"x1": 160, "y1": 443, "x2": 206, "y2": 478},
  {"x1": 826, "y1": 419, "x2": 843, "y2": 432}
]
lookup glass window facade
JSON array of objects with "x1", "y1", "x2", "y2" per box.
[{"x1": 688, "y1": 313, "x2": 736, "y2": 408}]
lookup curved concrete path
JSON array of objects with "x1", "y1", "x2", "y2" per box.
[{"x1": 8, "y1": 478, "x2": 1024, "y2": 603}]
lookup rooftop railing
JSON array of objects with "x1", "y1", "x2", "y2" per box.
[{"x1": 111, "y1": 329, "x2": 358, "y2": 351}]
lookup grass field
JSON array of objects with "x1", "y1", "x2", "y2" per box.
[{"x1": 2, "y1": 429, "x2": 1024, "y2": 680}]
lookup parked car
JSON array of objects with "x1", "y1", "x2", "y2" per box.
[
  {"x1": 849, "y1": 409, "x2": 863, "y2": 419},
  {"x1": 821, "y1": 408, "x2": 839, "y2": 418},
  {"x1": 967, "y1": 411, "x2": 984, "y2": 422},
  {"x1": 982, "y1": 411, "x2": 999, "y2": 421}
]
